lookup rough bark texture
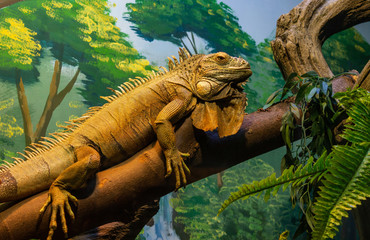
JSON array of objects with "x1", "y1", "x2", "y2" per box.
[
  {"x1": 271, "y1": 0, "x2": 370, "y2": 79},
  {"x1": 355, "y1": 60, "x2": 370, "y2": 90},
  {"x1": 71, "y1": 200, "x2": 160, "y2": 240},
  {"x1": 0, "y1": 76, "x2": 354, "y2": 239}
]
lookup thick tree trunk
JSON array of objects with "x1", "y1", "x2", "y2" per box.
[{"x1": 271, "y1": 0, "x2": 370, "y2": 79}]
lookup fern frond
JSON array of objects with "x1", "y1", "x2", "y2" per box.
[
  {"x1": 218, "y1": 154, "x2": 328, "y2": 216},
  {"x1": 312, "y1": 99, "x2": 370, "y2": 240}
]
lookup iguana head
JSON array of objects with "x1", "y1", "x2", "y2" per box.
[
  {"x1": 186, "y1": 52, "x2": 252, "y2": 138},
  {"x1": 191, "y1": 52, "x2": 252, "y2": 101}
]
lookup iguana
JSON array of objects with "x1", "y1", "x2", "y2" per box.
[{"x1": 0, "y1": 49, "x2": 252, "y2": 239}]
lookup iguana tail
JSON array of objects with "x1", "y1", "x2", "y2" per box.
[{"x1": 0, "y1": 143, "x2": 74, "y2": 202}]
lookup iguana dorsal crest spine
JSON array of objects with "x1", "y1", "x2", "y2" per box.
[{"x1": 0, "y1": 48, "x2": 192, "y2": 173}]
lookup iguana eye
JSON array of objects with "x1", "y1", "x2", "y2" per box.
[{"x1": 214, "y1": 52, "x2": 229, "y2": 64}]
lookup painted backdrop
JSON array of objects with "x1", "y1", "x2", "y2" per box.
[{"x1": 0, "y1": 0, "x2": 369, "y2": 239}]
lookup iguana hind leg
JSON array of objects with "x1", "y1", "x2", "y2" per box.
[{"x1": 40, "y1": 145, "x2": 101, "y2": 240}]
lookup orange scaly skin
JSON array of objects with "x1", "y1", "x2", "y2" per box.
[{"x1": 0, "y1": 49, "x2": 252, "y2": 239}]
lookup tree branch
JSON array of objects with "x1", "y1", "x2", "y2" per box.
[
  {"x1": 0, "y1": 75, "x2": 355, "y2": 240},
  {"x1": 55, "y1": 68, "x2": 80, "y2": 107},
  {"x1": 355, "y1": 60, "x2": 370, "y2": 90},
  {"x1": 33, "y1": 60, "x2": 61, "y2": 142},
  {"x1": 15, "y1": 74, "x2": 34, "y2": 145},
  {"x1": 271, "y1": 0, "x2": 370, "y2": 79},
  {"x1": 0, "y1": 0, "x2": 24, "y2": 9},
  {"x1": 33, "y1": 62, "x2": 79, "y2": 143}
]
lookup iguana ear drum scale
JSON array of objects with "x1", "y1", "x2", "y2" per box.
[{"x1": 0, "y1": 49, "x2": 251, "y2": 239}]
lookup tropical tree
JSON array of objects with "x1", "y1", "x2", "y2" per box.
[
  {"x1": 125, "y1": 0, "x2": 257, "y2": 56},
  {"x1": 322, "y1": 27, "x2": 370, "y2": 74},
  {"x1": 0, "y1": 0, "x2": 153, "y2": 146},
  {"x1": 171, "y1": 158, "x2": 297, "y2": 240}
]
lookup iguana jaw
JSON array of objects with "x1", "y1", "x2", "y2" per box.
[{"x1": 201, "y1": 60, "x2": 252, "y2": 83}]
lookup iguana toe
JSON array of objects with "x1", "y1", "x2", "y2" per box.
[{"x1": 41, "y1": 186, "x2": 77, "y2": 240}]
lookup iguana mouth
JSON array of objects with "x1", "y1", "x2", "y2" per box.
[
  {"x1": 228, "y1": 66, "x2": 251, "y2": 70},
  {"x1": 235, "y1": 81, "x2": 247, "y2": 91}
]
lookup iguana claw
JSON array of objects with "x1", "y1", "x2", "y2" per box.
[
  {"x1": 40, "y1": 186, "x2": 78, "y2": 240},
  {"x1": 164, "y1": 148, "x2": 190, "y2": 190}
]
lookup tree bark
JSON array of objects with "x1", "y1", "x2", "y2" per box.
[
  {"x1": 354, "y1": 60, "x2": 370, "y2": 90},
  {"x1": 0, "y1": 75, "x2": 355, "y2": 239},
  {"x1": 271, "y1": 0, "x2": 370, "y2": 79},
  {"x1": 0, "y1": 0, "x2": 24, "y2": 9}
]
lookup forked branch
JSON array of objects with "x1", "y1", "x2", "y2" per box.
[{"x1": 271, "y1": 0, "x2": 370, "y2": 79}]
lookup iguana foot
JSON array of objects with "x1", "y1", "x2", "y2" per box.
[
  {"x1": 39, "y1": 185, "x2": 78, "y2": 240},
  {"x1": 164, "y1": 148, "x2": 190, "y2": 190}
]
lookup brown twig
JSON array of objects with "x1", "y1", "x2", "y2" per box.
[
  {"x1": 15, "y1": 74, "x2": 34, "y2": 145},
  {"x1": 33, "y1": 61, "x2": 80, "y2": 143}
]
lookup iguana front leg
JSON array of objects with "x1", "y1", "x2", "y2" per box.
[
  {"x1": 154, "y1": 96, "x2": 196, "y2": 189},
  {"x1": 40, "y1": 146, "x2": 101, "y2": 240}
]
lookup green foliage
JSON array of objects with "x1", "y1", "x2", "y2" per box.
[
  {"x1": 220, "y1": 78, "x2": 370, "y2": 239},
  {"x1": 0, "y1": 0, "x2": 154, "y2": 106},
  {"x1": 334, "y1": 88, "x2": 368, "y2": 110},
  {"x1": 0, "y1": 98, "x2": 22, "y2": 164},
  {"x1": 312, "y1": 92, "x2": 370, "y2": 240},
  {"x1": 248, "y1": 39, "x2": 285, "y2": 111},
  {"x1": 218, "y1": 154, "x2": 328, "y2": 215},
  {"x1": 172, "y1": 159, "x2": 297, "y2": 240},
  {"x1": 0, "y1": 98, "x2": 23, "y2": 138},
  {"x1": 125, "y1": 0, "x2": 257, "y2": 56},
  {"x1": 126, "y1": 1, "x2": 286, "y2": 112},
  {"x1": 279, "y1": 72, "x2": 346, "y2": 170},
  {"x1": 323, "y1": 28, "x2": 370, "y2": 74},
  {"x1": 0, "y1": 17, "x2": 41, "y2": 70}
]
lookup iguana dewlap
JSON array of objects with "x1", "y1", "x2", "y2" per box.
[{"x1": 0, "y1": 49, "x2": 252, "y2": 239}]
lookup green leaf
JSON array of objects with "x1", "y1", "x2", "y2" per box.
[
  {"x1": 312, "y1": 96, "x2": 370, "y2": 240},
  {"x1": 320, "y1": 81, "x2": 328, "y2": 95},
  {"x1": 301, "y1": 71, "x2": 319, "y2": 78},
  {"x1": 263, "y1": 88, "x2": 282, "y2": 109},
  {"x1": 290, "y1": 103, "x2": 301, "y2": 120},
  {"x1": 295, "y1": 83, "x2": 311, "y2": 103},
  {"x1": 306, "y1": 87, "x2": 318, "y2": 102},
  {"x1": 218, "y1": 153, "x2": 328, "y2": 216},
  {"x1": 281, "y1": 72, "x2": 300, "y2": 100}
]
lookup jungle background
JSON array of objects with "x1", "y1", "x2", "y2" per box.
[{"x1": 0, "y1": 0, "x2": 369, "y2": 239}]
